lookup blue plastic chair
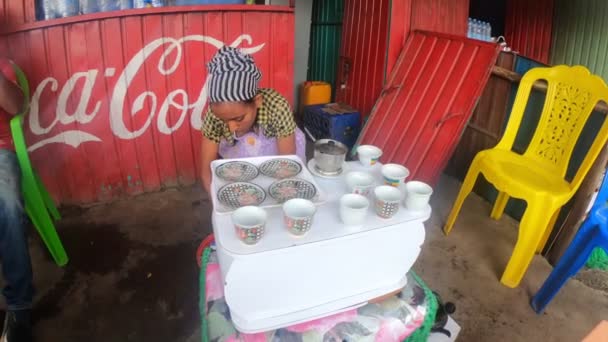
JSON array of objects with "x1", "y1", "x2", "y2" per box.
[{"x1": 531, "y1": 169, "x2": 608, "y2": 313}]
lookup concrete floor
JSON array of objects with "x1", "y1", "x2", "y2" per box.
[{"x1": 5, "y1": 175, "x2": 608, "y2": 341}]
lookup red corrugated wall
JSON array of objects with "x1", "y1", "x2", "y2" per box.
[
  {"x1": 410, "y1": 0, "x2": 469, "y2": 36},
  {"x1": 0, "y1": 0, "x2": 36, "y2": 27},
  {"x1": 0, "y1": 5, "x2": 294, "y2": 205},
  {"x1": 337, "y1": 0, "x2": 469, "y2": 120},
  {"x1": 335, "y1": 0, "x2": 390, "y2": 119},
  {"x1": 357, "y1": 31, "x2": 500, "y2": 186},
  {"x1": 504, "y1": 0, "x2": 554, "y2": 63}
]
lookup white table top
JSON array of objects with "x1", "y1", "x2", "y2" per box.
[{"x1": 213, "y1": 160, "x2": 431, "y2": 256}]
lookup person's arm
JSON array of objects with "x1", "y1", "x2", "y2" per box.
[
  {"x1": 200, "y1": 136, "x2": 219, "y2": 195},
  {"x1": 277, "y1": 134, "x2": 296, "y2": 155},
  {"x1": 0, "y1": 72, "x2": 23, "y2": 115},
  {"x1": 200, "y1": 108, "x2": 225, "y2": 194},
  {"x1": 271, "y1": 91, "x2": 297, "y2": 155}
]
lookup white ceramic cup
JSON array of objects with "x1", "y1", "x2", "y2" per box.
[
  {"x1": 374, "y1": 185, "x2": 402, "y2": 219},
  {"x1": 404, "y1": 181, "x2": 433, "y2": 211},
  {"x1": 345, "y1": 171, "x2": 375, "y2": 196},
  {"x1": 340, "y1": 194, "x2": 370, "y2": 226},
  {"x1": 381, "y1": 163, "x2": 410, "y2": 187},
  {"x1": 283, "y1": 199, "x2": 317, "y2": 236},
  {"x1": 232, "y1": 206, "x2": 267, "y2": 245},
  {"x1": 357, "y1": 145, "x2": 383, "y2": 167}
]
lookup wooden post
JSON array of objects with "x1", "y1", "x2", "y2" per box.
[
  {"x1": 492, "y1": 66, "x2": 608, "y2": 113},
  {"x1": 545, "y1": 145, "x2": 608, "y2": 264}
]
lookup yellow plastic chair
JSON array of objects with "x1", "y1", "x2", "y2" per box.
[{"x1": 444, "y1": 65, "x2": 608, "y2": 288}]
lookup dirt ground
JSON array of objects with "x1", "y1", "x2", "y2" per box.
[{"x1": 4, "y1": 175, "x2": 608, "y2": 341}]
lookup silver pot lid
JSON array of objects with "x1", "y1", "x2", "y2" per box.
[{"x1": 316, "y1": 140, "x2": 347, "y2": 155}]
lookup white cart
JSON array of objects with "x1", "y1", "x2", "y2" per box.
[{"x1": 211, "y1": 157, "x2": 431, "y2": 333}]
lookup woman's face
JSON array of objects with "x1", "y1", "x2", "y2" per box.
[{"x1": 210, "y1": 94, "x2": 263, "y2": 137}]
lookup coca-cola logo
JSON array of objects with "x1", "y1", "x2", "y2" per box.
[{"x1": 27, "y1": 34, "x2": 264, "y2": 152}]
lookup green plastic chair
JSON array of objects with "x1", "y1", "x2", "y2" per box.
[{"x1": 8, "y1": 61, "x2": 68, "y2": 266}]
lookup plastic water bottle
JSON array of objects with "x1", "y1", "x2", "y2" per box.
[
  {"x1": 40, "y1": 0, "x2": 56, "y2": 19},
  {"x1": 79, "y1": 0, "x2": 99, "y2": 14},
  {"x1": 55, "y1": 0, "x2": 79, "y2": 17},
  {"x1": 174, "y1": 0, "x2": 205, "y2": 4},
  {"x1": 470, "y1": 19, "x2": 476, "y2": 39},
  {"x1": 98, "y1": 0, "x2": 116, "y2": 11},
  {"x1": 486, "y1": 22, "x2": 493, "y2": 41},
  {"x1": 467, "y1": 18, "x2": 473, "y2": 38},
  {"x1": 473, "y1": 20, "x2": 482, "y2": 40},
  {"x1": 99, "y1": 0, "x2": 133, "y2": 11},
  {"x1": 134, "y1": 0, "x2": 164, "y2": 7}
]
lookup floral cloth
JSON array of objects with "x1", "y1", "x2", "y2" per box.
[{"x1": 201, "y1": 248, "x2": 431, "y2": 342}]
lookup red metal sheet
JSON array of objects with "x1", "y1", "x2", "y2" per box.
[
  {"x1": 337, "y1": 0, "x2": 469, "y2": 119},
  {"x1": 386, "y1": 0, "x2": 412, "y2": 78},
  {"x1": 336, "y1": 0, "x2": 390, "y2": 119},
  {"x1": 410, "y1": 0, "x2": 469, "y2": 36},
  {"x1": 0, "y1": 6, "x2": 294, "y2": 205},
  {"x1": 505, "y1": 0, "x2": 554, "y2": 64},
  {"x1": 357, "y1": 31, "x2": 500, "y2": 186}
]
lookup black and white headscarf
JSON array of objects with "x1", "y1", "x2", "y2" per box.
[{"x1": 207, "y1": 46, "x2": 262, "y2": 103}]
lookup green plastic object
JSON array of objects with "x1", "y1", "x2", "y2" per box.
[
  {"x1": 199, "y1": 247, "x2": 211, "y2": 342},
  {"x1": 404, "y1": 272, "x2": 439, "y2": 342},
  {"x1": 586, "y1": 247, "x2": 608, "y2": 270},
  {"x1": 8, "y1": 61, "x2": 68, "y2": 267}
]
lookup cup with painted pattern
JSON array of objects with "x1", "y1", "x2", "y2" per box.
[
  {"x1": 374, "y1": 185, "x2": 402, "y2": 219},
  {"x1": 357, "y1": 145, "x2": 383, "y2": 167},
  {"x1": 283, "y1": 199, "x2": 316, "y2": 236},
  {"x1": 381, "y1": 163, "x2": 410, "y2": 187},
  {"x1": 232, "y1": 206, "x2": 267, "y2": 245}
]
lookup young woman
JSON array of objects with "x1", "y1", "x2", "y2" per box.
[{"x1": 200, "y1": 46, "x2": 306, "y2": 193}]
